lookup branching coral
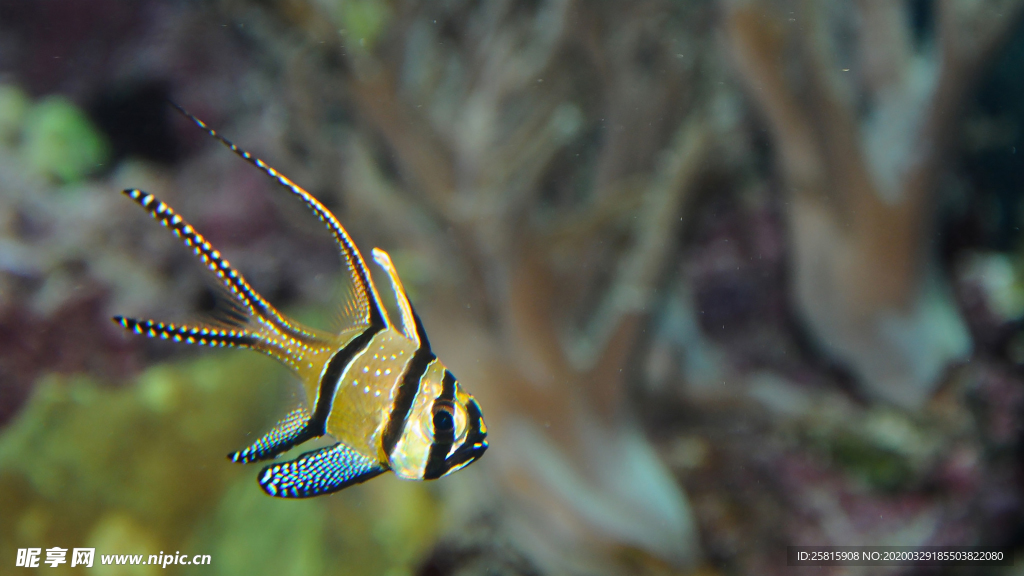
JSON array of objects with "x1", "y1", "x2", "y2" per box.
[
  {"x1": 725, "y1": 0, "x2": 1024, "y2": 407},
  {"x1": 229, "y1": 0, "x2": 722, "y2": 570}
]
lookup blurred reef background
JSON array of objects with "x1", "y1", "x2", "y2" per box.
[{"x1": 2, "y1": 1, "x2": 1024, "y2": 575}]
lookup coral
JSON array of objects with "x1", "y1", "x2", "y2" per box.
[
  {"x1": 724, "y1": 0, "x2": 1024, "y2": 407},
  {"x1": 287, "y1": 2, "x2": 715, "y2": 568},
  {"x1": 333, "y1": 0, "x2": 392, "y2": 50},
  {"x1": 21, "y1": 95, "x2": 110, "y2": 184},
  {"x1": 0, "y1": 83, "x2": 30, "y2": 148}
]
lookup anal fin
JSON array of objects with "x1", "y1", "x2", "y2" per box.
[
  {"x1": 229, "y1": 407, "x2": 315, "y2": 464},
  {"x1": 258, "y1": 442, "x2": 385, "y2": 498}
]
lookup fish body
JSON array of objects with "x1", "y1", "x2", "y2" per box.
[{"x1": 114, "y1": 107, "x2": 486, "y2": 497}]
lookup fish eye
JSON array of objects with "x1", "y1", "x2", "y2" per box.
[{"x1": 432, "y1": 406, "x2": 455, "y2": 432}]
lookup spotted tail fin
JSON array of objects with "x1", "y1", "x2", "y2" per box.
[
  {"x1": 113, "y1": 317, "x2": 257, "y2": 348},
  {"x1": 116, "y1": 189, "x2": 332, "y2": 373},
  {"x1": 121, "y1": 189, "x2": 319, "y2": 344},
  {"x1": 112, "y1": 314, "x2": 311, "y2": 371},
  {"x1": 169, "y1": 104, "x2": 388, "y2": 332}
]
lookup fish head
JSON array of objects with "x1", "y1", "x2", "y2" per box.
[{"x1": 387, "y1": 364, "x2": 487, "y2": 480}]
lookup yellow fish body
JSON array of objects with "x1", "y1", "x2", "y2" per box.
[{"x1": 114, "y1": 107, "x2": 487, "y2": 497}]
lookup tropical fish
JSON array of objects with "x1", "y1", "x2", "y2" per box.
[{"x1": 113, "y1": 106, "x2": 487, "y2": 498}]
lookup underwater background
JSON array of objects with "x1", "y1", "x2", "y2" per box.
[{"x1": 2, "y1": 1, "x2": 1024, "y2": 575}]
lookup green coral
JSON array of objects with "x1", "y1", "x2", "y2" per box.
[
  {"x1": 0, "y1": 83, "x2": 30, "y2": 148},
  {"x1": 22, "y1": 95, "x2": 110, "y2": 183},
  {"x1": 320, "y1": 0, "x2": 392, "y2": 50}
]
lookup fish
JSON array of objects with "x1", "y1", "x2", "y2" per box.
[{"x1": 113, "y1": 106, "x2": 487, "y2": 498}]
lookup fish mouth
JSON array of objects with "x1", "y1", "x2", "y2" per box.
[{"x1": 449, "y1": 441, "x2": 487, "y2": 471}]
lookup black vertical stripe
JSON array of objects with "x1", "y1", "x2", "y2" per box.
[
  {"x1": 310, "y1": 325, "x2": 383, "y2": 434},
  {"x1": 382, "y1": 349, "x2": 436, "y2": 458},
  {"x1": 360, "y1": 268, "x2": 387, "y2": 330},
  {"x1": 410, "y1": 309, "x2": 431, "y2": 352},
  {"x1": 423, "y1": 371, "x2": 457, "y2": 480}
]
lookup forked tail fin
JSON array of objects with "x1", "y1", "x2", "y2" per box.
[
  {"x1": 115, "y1": 189, "x2": 332, "y2": 373},
  {"x1": 122, "y1": 189, "x2": 318, "y2": 341}
]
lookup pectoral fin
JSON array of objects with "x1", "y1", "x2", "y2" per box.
[
  {"x1": 258, "y1": 442, "x2": 385, "y2": 498},
  {"x1": 229, "y1": 407, "x2": 315, "y2": 464}
]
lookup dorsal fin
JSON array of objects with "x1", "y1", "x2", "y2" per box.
[
  {"x1": 170, "y1": 103, "x2": 388, "y2": 332},
  {"x1": 371, "y1": 248, "x2": 426, "y2": 349}
]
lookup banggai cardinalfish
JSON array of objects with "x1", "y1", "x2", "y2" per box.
[{"x1": 114, "y1": 105, "x2": 487, "y2": 498}]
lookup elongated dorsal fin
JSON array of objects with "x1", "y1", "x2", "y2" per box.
[{"x1": 171, "y1": 103, "x2": 388, "y2": 332}]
